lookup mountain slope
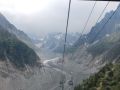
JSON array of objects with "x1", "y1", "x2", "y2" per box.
[
  {"x1": 0, "y1": 13, "x2": 36, "y2": 50},
  {"x1": 70, "y1": 4, "x2": 120, "y2": 65},
  {"x1": 0, "y1": 24, "x2": 40, "y2": 69},
  {"x1": 69, "y1": 4, "x2": 120, "y2": 90},
  {"x1": 74, "y1": 4, "x2": 120, "y2": 47},
  {"x1": 74, "y1": 63, "x2": 120, "y2": 90}
]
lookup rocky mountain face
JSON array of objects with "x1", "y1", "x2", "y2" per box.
[
  {"x1": 0, "y1": 13, "x2": 64, "y2": 90},
  {"x1": 71, "y1": 4, "x2": 120, "y2": 66},
  {"x1": 33, "y1": 32, "x2": 80, "y2": 53},
  {"x1": 71, "y1": 4, "x2": 120, "y2": 90},
  {"x1": 0, "y1": 23, "x2": 40, "y2": 69},
  {"x1": 0, "y1": 13, "x2": 37, "y2": 50},
  {"x1": 74, "y1": 4, "x2": 120, "y2": 47},
  {"x1": 72, "y1": 31, "x2": 120, "y2": 89},
  {"x1": 0, "y1": 13, "x2": 41, "y2": 69}
]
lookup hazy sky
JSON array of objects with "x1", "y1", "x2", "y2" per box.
[{"x1": 0, "y1": 0, "x2": 119, "y2": 37}]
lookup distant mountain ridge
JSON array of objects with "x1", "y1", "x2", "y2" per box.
[
  {"x1": 74, "y1": 4, "x2": 120, "y2": 47},
  {"x1": 33, "y1": 32, "x2": 80, "y2": 53}
]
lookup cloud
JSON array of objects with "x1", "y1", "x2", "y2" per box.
[{"x1": 0, "y1": 0, "x2": 119, "y2": 36}]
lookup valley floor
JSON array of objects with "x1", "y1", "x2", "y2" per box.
[{"x1": 0, "y1": 55, "x2": 92, "y2": 90}]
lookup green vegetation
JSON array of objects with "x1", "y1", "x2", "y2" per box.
[
  {"x1": 75, "y1": 63, "x2": 120, "y2": 90},
  {"x1": 0, "y1": 26, "x2": 40, "y2": 69}
]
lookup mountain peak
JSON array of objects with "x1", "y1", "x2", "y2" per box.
[
  {"x1": 0, "y1": 12, "x2": 4, "y2": 17},
  {"x1": 0, "y1": 12, "x2": 10, "y2": 25}
]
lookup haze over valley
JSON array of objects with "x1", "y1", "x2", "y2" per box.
[{"x1": 0, "y1": 0, "x2": 120, "y2": 90}]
